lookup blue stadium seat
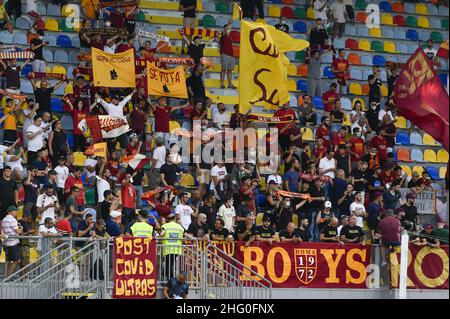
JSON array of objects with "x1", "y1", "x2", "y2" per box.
[
  {"x1": 0, "y1": 31, "x2": 13, "y2": 43},
  {"x1": 323, "y1": 66, "x2": 334, "y2": 78},
  {"x1": 15, "y1": 17, "x2": 30, "y2": 29},
  {"x1": 380, "y1": 69, "x2": 387, "y2": 82},
  {"x1": 43, "y1": 48, "x2": 53, "y2": 62},
  {"x1": 297, "y1": 80, "x2": 308, "y2": 92},
  {"x1": 56, "y1": 35, "x2": 72, "y2": 48},
  {"x1": 380, "y1": 1, "x2": 392, "y2": 12},
  {"x1": 21, "y1": 64, "x2": 33, "y2": 77},
  {"x1": 340, "y1": 97, "x2": 352, "y2": 110},
  {"x1": 430, "y1": 18, "x2": 441, "y2": 29},
  {"x1": 356, "y1": 25, "x2": 369, "y2": 37},
  {"x1": 61, "y1": 115, "x2": 74, "y2": 131},
  {"x1": 289, "y1": 94, "x2": 297, "y2": 107},
  {"x1": 418, "y1": 30, "x2": 430, "y2": 42},
  {"x1": 411, "y1": 149, "x2": 425, "y2": 162},
  {"x1": 360, "y1": 54, "x2": 372, "y2": 66},
  {"x1": 37, "y1": 2, "x2": 47, "y2": 15},
  {"x1": 71, "y1": 36, "x2": 80, "y2": 48},
  {"x1": 51, "y1": 98, "x2": 63, "y2": 112},
  {"x1": 427, "y1": 3, "x2": 439, "y2": 15},
  {"x1": 346, "y1": 25, "x2": 357, "y2": 36},
  {"x1": 322, "y1": 53, "x2": 333, "y2": 64},
  {"x1": 438, "y1": 6, "x2": 449, "y2": 16},
  {"x1": 362, "y1": 67, "x2": 373, "y2": 80},
  {"x1": 293, "y1": 21, "x2": 307, "y2": 33},
  {"x1": 43, "y1": 35, "x2": 57, "y2": 46},
  {"x1": 54, "y1": 50, "x2": 69, "y2": 63},
  {"x1": 385, "y1": 54, "x2": 398, "y2": 63},
  {"x1": 396, "y1": 43, "x2": 408, "y2": 54},
  {"x1": 312, "y1": 96, "x2": 324, "y2": 109},
  {"x1": 426, "y1": 166, "x2": 440, "y2": 180},
  {"x1": 13, "y1": 31, "x2": 28, "y2": 45},
  {"x1": 47, "y1": 4, "x2": 61, "y2": 16},
  {"x1": 21, "y1": 80, "x2": 33, "y2": 94},
  {"x1": 398, "y1": 55, "x2": 409, "y2": 64},
  {"x1": 394, "y1": 29, "x2": 406, "y2": 40},
  {"x1": 373, "y1": 55, "x2": 386, "y2": 67},
  {"x1": 382, "y1": 27, "x2": 394, "y2": 39},
  {"x1": 439, "y1": 74, "x2": 448, "y2": 87},
  {"x1": 409, "y1": 132, "x2": 422, "y2": 145},
  {"x1": 66, "y1": 66, "x2": 75, "y2": 79},
  {"x1": 407, "y1": 43, "x2": 417, "y2": 54},
  {"x1": 396, "y1": 131, "x2": 410, "y2": 145},
  {"x1": 69, "y1": 50, "x2": 79, "y2": 63},
  {"x1": 404, "y1": 2, "x2": 415, "y2": 14},
  {"x1": 66, "y1": 132, "x2": 74, "y2": 149},
  {"x1": 406, "y1": 29, "x2": 418, "y2": 41},
  {"x1": 334, "y1": 38, "x2": 345, "y2": 49},
  {"x1": 350, "y1": 69, "x2": 363, "y2": 80},
  {"x1": 286, "y1": 51, "x2": 295, "y2": 61},
  {"x1": 203, "y1": 1, "x2": 215, "y2": 12},
  {"x1": 54, "y1": 83, "x2": 66, "y2": 96}
]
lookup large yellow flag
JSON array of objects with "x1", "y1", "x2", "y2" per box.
[
  {"x1": 147, "y1": 62, "x2": 188, "y2": 98},
  {"x1": 92, "y1": 47, "x2": 135, "y2": 88},
  {"x1": 239, "y1": 20, "x2": 309, "y2": 113},
  {"x1": 232, "y1": 2, "x2": 242, "y2": 20}
]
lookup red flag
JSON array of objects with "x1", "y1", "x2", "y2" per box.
[
  {"x1": 122, "y1": 153, "x2": 149, "y2": 170},
  {"x1": 393, "y1": 47, "x2": 449, "y2": 150},
  {"x1": 85, "y1": 115, "x2": 103, "y2": 143}
]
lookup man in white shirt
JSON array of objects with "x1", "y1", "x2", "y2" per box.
[
  {"x1": 150, "y1": 137, "x2": 167, "y2": 188},
  {"x1": 22, "y1": 101, "x2": 39, "y2": 148},
  {"x1": 36, "y1": 184, "x2": 59, "y2": 225},
  {"x1": 217, "y1": 196, "x2": 236, "y2": 233},
  {"x1": 212, "y1": 103, "x2": 230, "y2": 130},
  {"x1": 1, "y1": 205, "x2": 23, "y2": 277},
  {"x1": 331, "y1": 0, "x2": 347, "y2": 38},
  {"x1": 423, "y1": 39, "x2": 438, "y2": 69},
  {"x1": 210, "y1": 161, "x2": 228, "y2": 198},
  {"x1": 37, "y1": 216, "x2": 60, "y2": 251},
  {"x1": 26, "y1": 115, "x2": 50, "y2": 165},
  {"x1": 319, "y1": 148, "x2": 337, "y2": 179},
  {"x1": 96, "y1": 163, "x2": 112, "y2": 204},
  {"x1": 314, "y1": 0, "x2": 329, "y2": 24},
  {"x1": 337, "y1": 215, "x2": 349, "y2": 236},
  {"x1": 54, "y1": 156, "x2": 69, "y2": 203},
  {"x1": 349, "y1": 191, "x2": 367, "y2": 228},
  {"x1": 175, "y1": 192, "x2": 196, "y2": 230},
  {"x1": 95, "y1": 90, "x2": 136, "y2": 121},
  {"x1": 4, "y1": 145, "x2": 26, "y2": 180},
  {"x1": 40, "y1": 112, "x2": 52, "y2": 142}
]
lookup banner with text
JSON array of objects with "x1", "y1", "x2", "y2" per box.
[
  {"x1": 235, "y1": 242, "x2": 372, "y2": 288},
  {"x1": 146, "y1": 62, "x2": 188, "y2": 98},
  {"x1": 399, "y1": 188, "x2": 436, "y2": 214},
  {"x1": 113, "y1": 237, "x2": 157, "y2": 299},
  {"x1": 92, "y1": 47, "x2": 135, "y2": 88},
  {"x1": 390, "y1": 245, "x2": 449, "y2": 289}
]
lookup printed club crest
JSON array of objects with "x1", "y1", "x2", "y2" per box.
[{"x1": 294, "y1": 248, "x2": 317, "y2": 285}]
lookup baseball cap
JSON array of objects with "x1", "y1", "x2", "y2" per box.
[
  {"x1": 406, "y1": 192, "x2": 417, "y2": 200},
  {"x1": 374, "y1": 191, "x2": 383, "y2": 198},
  {"x1": 110, "y1": 210, "x2": 122, "y2": 219},
  {"x1": 58, "y1": 155, "x2": 66, "y2": 161},
  {"x1": 7, "y1": 205, "x2": 18, "y2": 213},
  {"x1": 424, "y1": 224, "x2": 433, "y2": 230},
  {"x1": 129, "y1": 133, "x2": 138, "y2": 139},
  {"x1": 324, "y1": 201, "x2": 332, "y2": 208},
  {"x1": 396, "y1": 207, "x2": 405, "y2": 214}
]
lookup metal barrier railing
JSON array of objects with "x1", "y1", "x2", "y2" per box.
[{"x1": 202, "y1": 244, "x2": 273, "y2": 299}]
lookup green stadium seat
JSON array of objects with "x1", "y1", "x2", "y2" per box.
[
  {"x1": 85, "y1": 188, "x2": 96, "y2": 205},
  {"x1": 201, "y1": 15, "x2": 216, "y2": 27},
  {"x1": 294, "y1": 7, "x2": 307, "y2": 19},
  {"x1": 215, "y1": 2, "x2": 230, "y2": 14},
  {"x1": 430, "y1": 31, "x2": 443, "y2": 43},
  {"x1": 295, "y1": 50, "x2": 306, "y2": 62},
  {"x1": 442, "y1": 19, "x2": 449, "y2": 30},
  {"x1": 406, "y1": 16, "x2": 417, "y2": 27},
  {"x1": 370, "y1": 40, "x2": 383, "y2": 52},
  {"x1": 355, "y1": 0, "x2": 367, "y2": 10}
]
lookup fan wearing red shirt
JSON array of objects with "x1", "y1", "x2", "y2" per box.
[
  {"x1": 73, "y1": 76, "x2": 93, "y2": 109},
  {"x1": 331, "y1": 49, "x2": 349, "y2": 94},
  {"x1": 381, "y1": 164, "x2": 398, "y2": 185},
  {"x1": 332, "y1": 126, "x2": 347, "y2": 150},
  {"x1": 117, "y1": 36, "x2": 136, "y2": 54},
  {"x1": 274, "y1": 103, "x2": 296, "y2": 151},
  {"x1": 322, "y1": 83, "x2": 340, "y2": 114},
  {"x1": 314, "y1": 137, "x2": 328, "y2": 161},
  {"x1": 64, "y1": 167, "x2": 86, "y2": 208},
  {"x1": 348, "y1": 127, "x2": 366, "y2": 163},
  {"x1": 64, "y1": 96, "x2": 96, "y2": 152},
  {"x1": 239, "y1": 176, "x2": 256, "y2": 213},
  {"x1": 219, "y1": 24, "x2": 236, "y2": 89},
  {"x1": 121, "y1": 174, "x2": 136, "y2": 226},
  {"x1": 153, "y1": 97, "x2": 189, "y2": 146},
  {"x1": 315, "y1": 116, "x2": 331, "y2": 148},
  {"x1": 369, "y1": 128, "x2": 388, "y2": 163}
]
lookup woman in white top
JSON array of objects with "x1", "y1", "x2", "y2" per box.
[
  {"x1": 217, "y1": 196, "x2": 236, "y2": 233},
  {"x1": 350, "y1": 101, "x2": 368, "y2": 138}
]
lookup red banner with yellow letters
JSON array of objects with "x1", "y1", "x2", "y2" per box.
[
  {"x1": 113, "y1": 237, "x2": 157, "y2": 299},
  {"x1": 235, "y1": 242, "x2": 372, "y2": 288},
  {"x1": 390, "y1": 245, "x2": 449, "y2": 289}
]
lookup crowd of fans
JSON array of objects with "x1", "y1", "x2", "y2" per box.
[{"x1": 0, "y1": 0, "x2": 449, "y2": 277}]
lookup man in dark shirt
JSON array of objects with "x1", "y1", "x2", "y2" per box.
[
  {"x1": 319, "y1": 217, "x2": 342, "y2": 243},
  {"x1": 351, "y1": 160, "x2": 369, "y2": 192},
  {"x1": 100, "y1": 190, "x2": 116, "y2": 222},
  {"x1": 401, "y1": 193, "x2": 419, "y2": 231},
  {"x1": 186, "y1": 213, "x2": 209, "y2": 240},
  {"x1": 199, "y1": 193, "x2": 217, "y2": 230},
  {"x1": 30, "y1": 29, "x2": 47, "y2": 72},
  {"x1": 186, "y1": 64, "x2": 206, "y2": 104},
  {"x1": 179, "y1": 0, "x2": 197, "y2": 54},
  {"x1": 235, "y1": 216, "x2": 256, "y2": 244},
  {"x1": 255, "y1": 216, "x2": 277, "y2": 244},
  {"x1": 337, "y1": 183, "x2": 354, "y2": 217},
  {"x1": 163, "y1": 272, "x2": 189, "y2": 299},
  {"x1": 340, "y1": 215, "x2": 365, "y2": 244},
  {"x1": 0, "y1": 166, "x2": 18, "y2": 220},
  {"x1": 211, "y1": 218, "x2": 232, "y2": 241},
  {"x1": 180, "y1": 34, "x2": 215, "y2": 64},
  {"x1": 279, "y1": 222, "x2": 302, "y2": 242},
  {"x1": 31, "y1": 76, "x2": 66, "y2": 113},
  {"x1": 274, "y1": 16, "x2": 289, "y2": 34},
  {"x1": 0, "y1": 58, "x2": 29, "y2": 92},
  {"x1": 297, "y1": 218, "x2": 312, "y2": 242},
  {"x1": 23, "y1": 167, "x2": 40, "y2": 227},
  {"x1": 76, "y1": 214, "x2": 95, "y2": 247},
  {"x1": 308, "y1": 18, "x2": 329, "y2": 50},
  {"x1": 160, "y1": 154, "x2": 179, "y2": 187},
  {"x1": 235, "y1": 195, "x2": 252, "y2": 229},
  {"x1": 308, "y1": 178, "x2": 325, "y2": 241}
]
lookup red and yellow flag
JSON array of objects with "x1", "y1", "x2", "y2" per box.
[
  {"x1": 393, "y1": 47, "x2": 449, "y2": 150},
  {"x1": 91, "y1": 47, "x2": 135, "y2": 88}
]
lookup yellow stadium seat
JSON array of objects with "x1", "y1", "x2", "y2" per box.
[
  {"x1": 287, "y1": 79, "x2": 297, "y2": 91},
  {"x1": 416, "y1": 3, "x2": 428, "y2": 15},
  {"x1": 292, "y1": 214, "x2": 298, "y2": 228},
  {"x1": 288, "y1": 64, "x2": 297, "y2": 76},
  {"x1": 45, "y1": 18, "x2": 59, "y2": 31},
  {"x1": 255, "y1": 18, "x2": 267, "y2": 24},
  {"x1": 424, "y1": 149, "x2": 437, "y2": 162},
  {"x1": 418, "y1": 16, "x2": 430, "y2": 28},
  {"x1": 169, "y1": 121, "x2": 180, "y2": 133},
  {"x1": 52, "y1": 65, "x2": 66, "y2": 74},
  {"x1": 349, "y1": 83, "x2": 362, "y2": 95},
  {"x1": 157, "y1": 29, "x2": 182, "y2": 40},
  {"x1": 413, "y1": 165, "x2": 425, "y2": 176},
  {"x1": 395, "y1": 116, "x2": 407, "y2": 129},
  {"x1": 73, "y1": 152, "x2": 87, "y2": 166},
  {"x1": 180, "y1": 173, "x2": 196, "y2": 188},
  {"x1": 437, "y1": 150, "x2": 449, "y2": 163},
  {"x1": 256, "y1": 213, "x2": 264, "y2": 226},
  {"x1": 209, "y1": 95, "x2": 239, "y2": 105},
  {"x1": 307, "y1": 6, "x2": 315, "y2": 19},
  {"x1": 268, "y1": 5, "x2": 281, "y2": 17},
  {"x1": 358, "y1": 39, "x2": 371, "y2": 51},
  {"x1": 439, "y1": 167, "x2": 447, "y2": 179},
  {"x1": 401, "y1": 165, "x2": 412, "y2": 177},
  {"x1": 259, "y1": 178, "x2": 267, "y2": 192},
  {"x1": 147, "y1": 15, "x2": 186, "y2": 25},
  {"x1": 46, "y1": 66, "x2": 51, "y2": 73},
  {"x1": 369, "y1": 28, "x2": 382, "y2": 38},
  {"x1": 381, "y1": 13, "x2": 394, "y2": 25},
  {"x1": 343, "y1": 114, "x2": 352, "y2": 126},
  {"x1": 422, "y1": 133, "x2": 436, "y2": 145},
  {"x1": 353, "y1": 98, "x2": 366, "y2": 111},
  {"x1": 64, "y1": 83, "x2": 73, "y2": 94},
  {"x1": 303, "y1": 127, "x2": 314, "y2": 141},
  {"x1": 140, "y1": 1, "x2": 179, "y2": 10},
  {"x1": 384, "y1": 41, "x2": 396, "y2": 53},
  {"x1": 381, "y1": 84, "x2": 388, "y2": 96},
  {"x1": 278, "y1": 164, "x2": 285, "y2": 175}
]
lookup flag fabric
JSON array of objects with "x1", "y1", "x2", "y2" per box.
[
  {"x1": 122, "y1": 153, "x2": 149, "y2": 171},
  {"x1": 436, "y1": 40, "x2": 449, "y2": 60},
  {"x1": 137, "y1": 30, "x2": 170, "y2": 42},
  {"x1": 180, "y1": 27, "x2": 220, "y2": 38},
  {"x1": 156, "y1": 57, "x2": 194, "y2": 66},
  {"x1": 0, "y1": 51, "x2": 34, "y2": 60},
  {"x1": 91, "y1": 47, "x2": 135, "y2": 88},
  {"x1": 79, "y1": 115, "x2": 130, "y2": 140},
  {"x1": 246, "y1": 114, "x2": 295, "y2": 123},
  {"x1": 232, "y1": 2, "x2": 243, "y2": 20},
  {"x1": 84, "y1": 142, "x2": 107, "y2": 158},
  {"x1": 146, "y1": 62, "x2": 188, "y2": 98},
  {"x1": 276, "y1": 190, "x2": 312, "y2": 202},
  {"x1": 239, "y1": 20, "x2": 309, "y2": 113},
  {"x1": 85, "y1": 115, "x2": 103, "y2": 143},
  {"x1": 393, "y1": 47, "x2": 449, "y2": 151}
]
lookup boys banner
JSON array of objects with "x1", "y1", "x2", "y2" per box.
[
  {"x1": 235, "y1": 242, "x2": 371, "y2": 288},
  {"x1": 92, "y1": 48, "x2": 135, "y2": 88},
  {"x1": 390, "y1": 245, "x2": 449, "y2": 289},
  {"x1": 239, "y1": 20, "x2": 309, "y2": 113},
  {"x1": 113, "y1": 237, "x2": 157, "y2": 299},
  {"x1": 146, "y1": 63, "x2": 188, "y2": 98}
]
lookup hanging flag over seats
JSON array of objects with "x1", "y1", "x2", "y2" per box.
[{"x1": 0, "y1": 51, "x2": 35, "y2": 60}]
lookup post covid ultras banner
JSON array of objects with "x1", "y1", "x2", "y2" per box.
[{"x1": 113, "y1": 237, "x2": 157, "y2": 299}]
